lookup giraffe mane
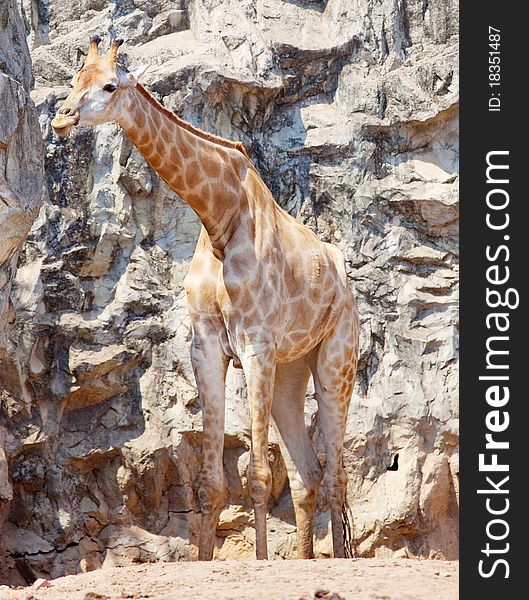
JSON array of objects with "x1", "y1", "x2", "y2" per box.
[{"x1": 135, "y1": 83, "x2": 251, "y2": 160}]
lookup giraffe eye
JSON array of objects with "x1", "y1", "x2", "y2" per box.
[{"x1": 103, "y1": 83, "x2": 117, "y2": 93}]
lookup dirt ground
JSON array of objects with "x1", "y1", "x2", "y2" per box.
[{"x1": 0, "y1": 559, "x2": 458, "y2": 600}]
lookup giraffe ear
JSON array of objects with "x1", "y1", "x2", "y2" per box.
[{"x1": 126, "y1": 65, "x2": 149, "y2": 84}]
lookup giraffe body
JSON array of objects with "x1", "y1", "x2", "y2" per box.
[{"x1": 51, "y1": 38, "x2": 359, "y2": 560}]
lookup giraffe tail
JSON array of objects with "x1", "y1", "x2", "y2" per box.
[{"x1": 342, "y1": 496, "x2": 356, "y2": 558}]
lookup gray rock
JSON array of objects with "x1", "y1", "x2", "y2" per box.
[{"x1": 1, "y1": 3, "x2": 44, "y2": 586}]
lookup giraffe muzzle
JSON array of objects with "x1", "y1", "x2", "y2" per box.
[{"x1": 51, "y1": 105, "x2": 80, "y2": 137}]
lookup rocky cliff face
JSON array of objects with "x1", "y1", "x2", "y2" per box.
[
  {"x1": 0, "y1": 0, "x2": 458, "y2": 583},
  {"x1": 0, "y1": 0, "x2": 44, "y2": 548}
]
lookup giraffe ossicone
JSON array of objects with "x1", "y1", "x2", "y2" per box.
[{"x1": 52, "y1": 38, "x2": 360, "y2": 561}]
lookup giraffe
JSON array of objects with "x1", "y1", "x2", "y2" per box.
[{"x1": 51, "y1": 37, "x2": 360, "y2": 561}]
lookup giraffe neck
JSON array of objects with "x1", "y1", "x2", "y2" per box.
[{"x1": 117, "y1": 84, "x2": 248, "y2": 251}]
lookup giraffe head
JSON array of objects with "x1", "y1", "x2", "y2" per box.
[{"x1": 51, "y1": 37, "x2": 146, "y2": 137}]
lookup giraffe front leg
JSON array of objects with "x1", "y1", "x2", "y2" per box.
[
  {"x1": 271, "y1": 360, "x2": 322, "y2": 559},
  {"x1": 240, "y1": 343, "x2": 276, "y2": 560},
  {"x1": 191, "y1": 329, "x2": 229, "y2": 561}
]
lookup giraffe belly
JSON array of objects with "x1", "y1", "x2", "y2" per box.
[
  {"x1": 217, "y1": 240, "x2": 348, "y2": 366},
  {"x1": 275, "y1": 259, "x2": 346, "y2": 363},
  {"x1": 221, "y1": 302, "x2": 340, "y2": 367},
  {"x1": 275, "y1": 305, "x2": 340, "y2": 364},
  {"x1": 220, "y1": 298, "x2": 341, "y2": 366}
]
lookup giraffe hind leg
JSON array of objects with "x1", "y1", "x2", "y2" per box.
[
  {"x1": 311, "y1": 302, "x2": 359, "y2": 559},
  {"x1": 271, "y1": 359, "x2": 322, "y2": 559}
]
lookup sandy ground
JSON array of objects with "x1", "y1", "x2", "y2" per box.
[{"x1": 0, "y1": 559, "x2": 458, "y2": 600}]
